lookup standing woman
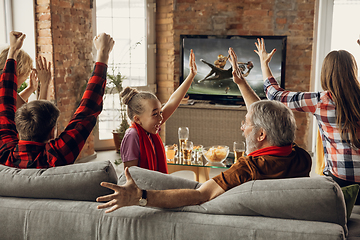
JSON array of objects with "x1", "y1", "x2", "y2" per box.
[
  {"x1": 255, "y1": 38, "x2": 360, "y2": 203},
  {"x1": 119, "y1": 50, "x2": 197, "y2": 173}
]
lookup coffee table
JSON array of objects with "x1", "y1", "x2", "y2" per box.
[{"x1": 167, "y1": 159, "x2": 230, "y2": 183}]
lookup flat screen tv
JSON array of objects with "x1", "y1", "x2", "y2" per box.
[{"x1": 180, "y1": 35, "x2": 287, "y2": 105}]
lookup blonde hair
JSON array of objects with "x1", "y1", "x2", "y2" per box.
[
  {"x1": 120, "y1": 86, "x2": 158, "y2": 121},
  {"x1": 0, "y1": 47, "x2": 33, "y2": 80},
  {"x1": 321, "y1": 50, "x2": 360, "y2": 148}
]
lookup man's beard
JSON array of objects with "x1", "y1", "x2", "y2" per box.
[{"x1": 243, "y1": 129, "x2": 261, "y2": 155}]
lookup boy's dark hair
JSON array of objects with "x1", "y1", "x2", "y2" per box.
[{"x1": 15, "y1": 100, "x2": 60, "y2": 142}]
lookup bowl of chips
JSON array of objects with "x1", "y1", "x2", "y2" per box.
[{"x1": 202, "y1": 145, "x2": 230, "y2": 163}]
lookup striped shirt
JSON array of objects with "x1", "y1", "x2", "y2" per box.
[
  {"x1": 0, "y1": 59, "x2": 107, "y2": 168},
  {"x1": 264, "y1": 76, "x2": 360, "y2": 182}
]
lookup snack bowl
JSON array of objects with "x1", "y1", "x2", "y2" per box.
[{"x1": 202, "y1": 145, "x2": 230, "y2": 163}]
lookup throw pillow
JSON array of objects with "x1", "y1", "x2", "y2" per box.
[
  {"x1": 0, "y1": 161, "x2": 118, "y2": 201},
  {"x1": 341, "y1": 184, "x2": 360, "y2": 221}
]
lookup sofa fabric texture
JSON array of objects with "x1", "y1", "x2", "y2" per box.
[
  {"x1": 122, "y1": 167, "x2": 348, "y2": 236},
  {"x1": 0, "y1": 160, "x2": 117, "y2": 201},
  {"x1": 0, "y1": 163, "x2": 356, "y2": 240}
]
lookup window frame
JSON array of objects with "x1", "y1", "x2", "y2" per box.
[{"x1": 93, "y1": 0, "x2": 157, "y2": 151}]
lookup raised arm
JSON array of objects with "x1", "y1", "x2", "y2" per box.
[
  {"x1": 228, "y1": 47, "x2": 260, "y2": 108},
  {"x1": 18, "y1": 69, "x2": 38, "y2": 103},
  {"x1": 161, "y1": 49, "x2": 197, "y2": 123},
  {"x1": 254, "y1": 38, "x2": 276, "y2": 82},
  {"x1": 96, "y1": 167, "x2": 225, "y2": 213},
  {"x1": 0, "y1": 32, "x2": 26, "y2": 146},
  {"x1": 49, "y1": 33, "x2": 115, "y2": 166},
  {"x1": 36, "y1": 56, "x2": 51, "y2": 100}
]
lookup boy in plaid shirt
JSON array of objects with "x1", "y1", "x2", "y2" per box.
[{"x1": 0, "y1": 31, "x2": 114, "y2": 168}]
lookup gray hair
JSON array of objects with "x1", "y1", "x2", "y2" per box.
[
  {"x1": 120, "y1": 86, "x2": 158, "y2": 121},
  {"x1": 248, "y1": 100, "x2": 296, "y2": 146}
]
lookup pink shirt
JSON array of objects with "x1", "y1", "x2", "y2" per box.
[
  {"x1": 120, "y1": 128, "x2": 140, "y2": 163},
  {"x1": 120, "y1": 127, "x2": 159, "y2": 164}
]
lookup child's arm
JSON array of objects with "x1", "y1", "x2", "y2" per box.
[
  {"x1": 36, "y1": 56, "x2": 51, "y2": 100},
  {"x1": 18, "y1": 69, "x2": 38, "y2": 103},
  {"x1": 228, "y1": 47, "x2": 260, "y2": 109},
  {"x1": 161, "y1": 49, "x2": 197, "y2": 123},
  {"x1": 48, "y1": 33, "x2": 115, "y2": 166},
  {"x1": 0, "y1": 32, "x2": 26, "y2": 152}
]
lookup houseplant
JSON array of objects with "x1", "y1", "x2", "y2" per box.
[{"x1": 106, "y1": 69, "x2": 130, "y2": 157}]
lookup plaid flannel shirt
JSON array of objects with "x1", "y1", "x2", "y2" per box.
[
  {"x1": 0, "y1": 59, "x2": 107, "y2": 168},
  {"x1": 264, "y1": 76, "x2": 360, "y2": 182}
]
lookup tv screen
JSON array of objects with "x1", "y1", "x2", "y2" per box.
[{"x1": 180, "y1": 35, "x2": 287, "y2": 104}]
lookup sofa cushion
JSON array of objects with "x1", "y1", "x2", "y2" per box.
[
  {"x1": 181, "y1": 176, "x2": 348, "y2": 236},
  {"x1": 0, "y1": 160, "x2": 117, "y2": 201},
  {"x1": 121, "y1": 166, "x2": 202, "y2": 190}
]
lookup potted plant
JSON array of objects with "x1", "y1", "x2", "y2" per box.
[{"x1": 106, "y1": 69, "x2": 130, "y2": 155}]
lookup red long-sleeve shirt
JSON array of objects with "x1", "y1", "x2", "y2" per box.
[{"x1": 0, "y1": 59, "x2": 107, "y2": 168}]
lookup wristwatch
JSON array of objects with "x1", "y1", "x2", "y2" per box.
[{"x1": 139, "y1": 189, "x2": 147, "y2": 206}]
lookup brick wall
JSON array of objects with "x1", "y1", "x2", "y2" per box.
[
  {"x1": 35, "y1": 0, "x2": 94, "y2": 159},
  {"x1": 157, "y1": 0, "x2": 316, "y2": 149}
]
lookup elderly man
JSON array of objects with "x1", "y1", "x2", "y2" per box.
[{"x1": 96, "y1": 48, "x2": 312, "y2": 212}]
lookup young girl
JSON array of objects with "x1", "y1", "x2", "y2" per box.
[
  {"x1": 254, "y1": 38, "x2": 360, "y2": 203},
  {"x1": 119, "y1": 50, "x2": 197, "y2": 173}
]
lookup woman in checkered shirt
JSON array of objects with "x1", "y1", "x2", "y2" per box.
[{"x1": 254, "y1": 38, "x2": 360, "y2": 203}]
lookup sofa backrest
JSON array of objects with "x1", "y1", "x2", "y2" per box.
[
  {"x1": 0, "y1": 161, "x2": 118, "y2": 201},
  {"x1": 182, "y1": 176, "x2": 348, "y2": 236},
  {"x1": 122, "y1": 167, "x2": 348, "y2": 237}
]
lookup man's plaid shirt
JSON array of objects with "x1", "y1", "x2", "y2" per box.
[
  {"x1": 265, "y1": 76, "x2": 360, "y2": 183},
  {"x1": 0, "y1": 59, "x2": 107, "y2": 168}
]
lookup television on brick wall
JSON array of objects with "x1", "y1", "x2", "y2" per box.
[{"x1": 180, "y1": 35, "x2": 287, "y2": 105}]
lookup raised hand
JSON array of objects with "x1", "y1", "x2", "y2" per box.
[
  {"x1": 7, "y1": 31, "x2": 26, "y2": 59},
  {"x1": 36, "y1": 56, "x2": 51, "y2": 100},
  {"x1": 254, "y1": 38, "x2": 276, "y2": 65},
  {"x1": 228, "y1": 47, "x2": 245, "y2": 85},
  {"x1": 93, "y1": 33, "x2": 115, "y2": 64},
  {"x1": 189, "y1": 49, "x2": 197, "y2": 76},
  {"x1": 28, "y1": 69, "x2": 38, "y2": 92},
  {"x1": 97, "y1": 167, "x2": 141, "y2": 213}
]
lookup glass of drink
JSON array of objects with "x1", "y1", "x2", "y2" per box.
[
  {"x1": 178, "y1": 127, "x2": 189, "y2": 162},
  {"x1": 182, "y1": 141, "x2": 193, "y2": 165},
  {"x1": 192, "y1": 145, "x2": 203, "y2": 165},
  {"x1": 233, "y1": 141, "x2": 245, "y2": 164},
  {"x1": 165, "y1": 144, "x2": 177, "y2": 163}
]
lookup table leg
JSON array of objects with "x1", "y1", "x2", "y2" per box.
[{"x1": 198, "y1": 167, "x2": 210, "y2": 183}]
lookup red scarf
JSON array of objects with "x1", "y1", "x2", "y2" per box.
[
  {"x1": 247, "y1": 145, "x2": 293, "y2": 157},
  {"x1": 130, "y1": 122, "x2": 168, "y2": 174}
]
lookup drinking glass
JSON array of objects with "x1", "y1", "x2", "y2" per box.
[
  {"x1": 233, "y1": 141, "x2": 245, "y2": 164},
  {"x1": 192, "y1": 145, "x2": 204, "y2": 165},
  {"x1": 165, "y1": 145, "x2": 178, "y2": 163},
  {"x1": 182, "y1": 141, "x2": 193, "y2": 165},
  {"x1": 178, "y1": 127, "x2": 189, "y2": 161}
]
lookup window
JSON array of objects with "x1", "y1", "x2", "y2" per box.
[
  {"x1": 0, "y1": 0, "x2": 36, "y2": 64},
  {"x1": 93, "y1": 0, "x2": 156, "y2": 150},
  {"x1": 331, "y1": 0, "x2": 360, "y2": 76},
  {"x1": 0, "y1": 0, "x2": 8, "y2": 46}
]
